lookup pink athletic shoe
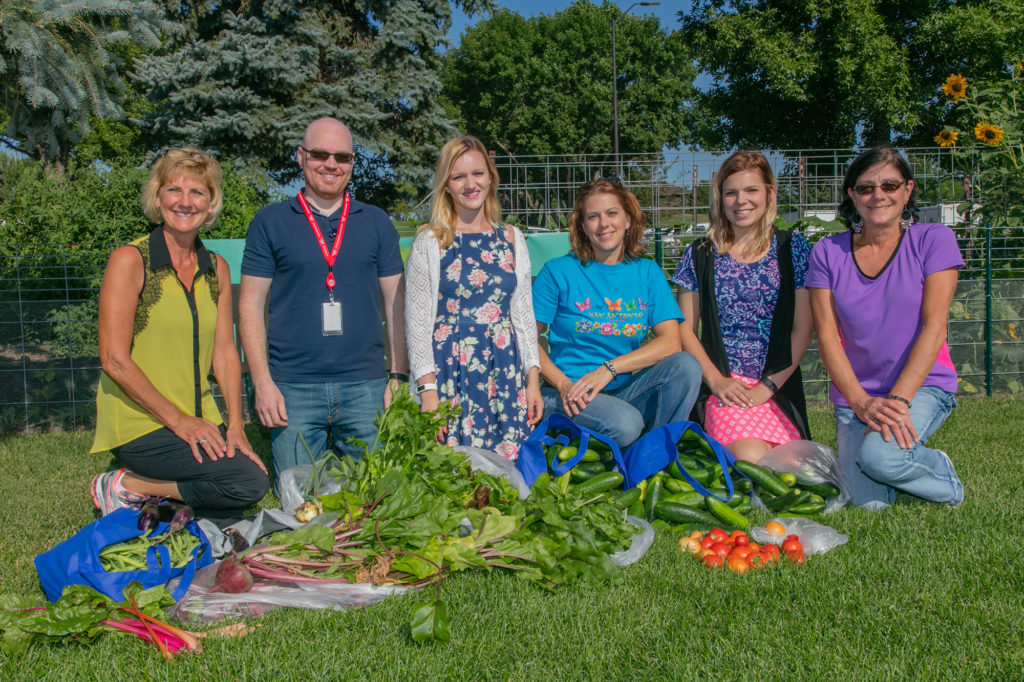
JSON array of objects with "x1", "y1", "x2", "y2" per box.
[{"x1": 90, "y1": 469, "x2": 145, "y2": 515}]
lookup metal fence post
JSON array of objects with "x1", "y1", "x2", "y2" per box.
[{"x1": 984, "y1": 224, "x2": 993, "y2": 397}]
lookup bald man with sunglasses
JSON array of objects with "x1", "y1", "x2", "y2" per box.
[{"x1": 239, "y1": 117, "x2": 407, "y2": 487}]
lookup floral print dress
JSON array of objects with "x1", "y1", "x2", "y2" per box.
[{"x1": 433, "y1": 228, "x2": 529, "y2": 459}]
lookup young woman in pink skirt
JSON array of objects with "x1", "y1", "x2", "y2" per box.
[{"x1": 671, "y1": 152, "x2": 812, "y2": 462}]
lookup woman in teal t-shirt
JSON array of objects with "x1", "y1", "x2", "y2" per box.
[{"x1": 532, "y1": 178, "x2": 702, "y2": 448}]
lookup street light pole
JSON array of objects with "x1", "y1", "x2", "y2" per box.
[{"x1": 612, "y1": 1, "x2": 659, "y2": 174}]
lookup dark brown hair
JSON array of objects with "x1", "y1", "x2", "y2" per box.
[{"x1": 568, "y1": 178, "x2": 646, "y2": 263}]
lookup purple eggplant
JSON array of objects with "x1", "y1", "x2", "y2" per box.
[
  {"x1": 137, "y1": 497, "x2": 161, "y2": 532},
  {"x1": 169, "y1": 505, "x2": 195, "y2": 534}
]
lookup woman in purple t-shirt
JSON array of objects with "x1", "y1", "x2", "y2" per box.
[{"x1": 807, "y1": 147, "x2": 964, "y2": 509}]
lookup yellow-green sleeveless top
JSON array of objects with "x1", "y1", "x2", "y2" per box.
[{"x1": 91, "y1": 226, "x2": 223, "y2": 452}]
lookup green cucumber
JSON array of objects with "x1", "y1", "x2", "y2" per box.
[
  {"x1": 733, "y1": 460, "x2": 791, "y2": 497},
  {"x1": 653, "y1": 501, "x2": 720, "y2": 526},
  {"x1": 704, "y1": 495, "x2": 749, "y2": 530},
  {"x1": 627, "y1": 501, "x2": 644, "y2": 517},
  {"x1": 662, "y1": 477, "x2": 694, "y2": 494},
  {"x1": 673, "y1": 454, "x2": 700, "y2": 471},
  {"x1": 803, "y1": 482, "x2": 841, "y2": 499},
  {"x1": 787, "y1": 499, "x2": 827, "y2": 515},
  {"x1": 662, "y1": 491, "x2": 705, "y2": 507},
  {"x1": 765, "y1": 488, "x2": 802, "y2": 512},
  {"x1": 644, "y1": 476, "x2": 666, "y2": 521},
  {"x1": 616, "y1": 487, "x2": 642, "y2": 508},
  {"x1": 733, "y1": 477, "x2": 753, "y2": 494},
  {"x1": 576, "y1": 471, "x2": 624, "y2": 495},
  {"x1": 570, "y1": 464, "x2": 599, "y2": 482},
  {"x1": 734, "y1": 498, "x2": 754, "y2": 515}
]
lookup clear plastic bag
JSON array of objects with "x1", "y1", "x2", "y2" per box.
[
  {"x1": 455, "y1": 446, "x2": 530, "y2": 500},
  {"x1": 749, "y1": 516, "x2": 849, "y2": 556},
  {"x1": 755, "y1": 440, "x2": 852, "y2": 514},
  {"x1": 277, "y1": 464, "x2": 343, "y2": 518},
  {"x1": 610, "y1": 516, "x2": 655, "y2": 567},
  {"x1": 169, "y1": 562, "x2": 414, "y2": 626}
]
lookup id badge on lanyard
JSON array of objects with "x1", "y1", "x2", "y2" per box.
[{"x1": 296, "y1": 191, "x2": 351, "y2": 336}]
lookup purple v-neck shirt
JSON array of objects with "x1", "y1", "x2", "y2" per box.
[{"x1": 806, "y1": 222, "x2": 963, "y2": 406}]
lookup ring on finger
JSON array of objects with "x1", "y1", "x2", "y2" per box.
[{"x1": 198, "y1": 439, "x2": 208, "y2": 444}]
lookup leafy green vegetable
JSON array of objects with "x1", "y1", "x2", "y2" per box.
[{"x1": 410, "y1": 601, "x2": 451, "y2": 644}]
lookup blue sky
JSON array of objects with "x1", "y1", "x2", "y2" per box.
[{"x1": 448, "y1": 2, "x2": 689, "y2": 42}]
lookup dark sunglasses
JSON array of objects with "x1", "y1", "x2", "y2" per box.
[
  {"x1": 300, "y1": 146, "x2": 356, "y2": 164},
  {"x1": 852, "y1": 180, "x2": 906, "y2": 195}
]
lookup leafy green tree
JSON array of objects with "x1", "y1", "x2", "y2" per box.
[
  {"x1": 441, "y1": 2, "x2": 695, "y2": 156},
  {"x1": 0, "y1": 0, "x2": 170, "y2": 172},
  {"x1": 133, "y1": 0, "x2": 493, "y2": 208},
  {"x1": 680, "y1": 0, "x2": 1024, "y2": 149}
]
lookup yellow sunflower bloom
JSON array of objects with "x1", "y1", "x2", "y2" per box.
[
  {"x1": 941, "y1": 74, "x2": 969, "y2": 99},
  {"x1": 974, "y1": 122, "x2": 1005, "y2": 145},
  {"x1": 934, "y1": 130, "x2": 959, "y2": 147},
  {"x1": 1015, "y1": 62, "x2": 1023, "y2": 77}
]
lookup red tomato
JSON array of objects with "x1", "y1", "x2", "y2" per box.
[
  {"x1": 707, "y1": 528, "x2": 729, "y2": 543},
  {"x1": 786, "y1": 550, "x2": 806, "y2": 565},
  {"x1": 747, "y1": 551, "x2": 766, "y2": 568},
  {"x1": 733, "y1": 534, "x2": 750, "y2": 547},
  {"x1": 785, "y1": 534, "x2": 800, "y2": 542},
  {"x1": 761, "y1": 545, "x2": 781, "y2": 562},
  {"x1": 711, "y1": 542, "x2": 731, "y2": 559},
  {"x1": 781, "y1": 538, "x2": 803, "y2": 554},
  {"x1": 730, "y1": 545, "x2": 753, "y2": 560},
  {"x1": 747, "y1": 542, "x2": 760, "y2": 552},
  {"x1": 701, "y1": 536, "x2": 716, "y2": 550},
  {"x1": 702, "y1": 554, "x2": 723, "y2": 569},
  {"x1": 726, "y1": 556, "x2": 750, "y2": 573}
]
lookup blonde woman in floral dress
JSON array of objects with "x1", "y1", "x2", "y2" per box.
[{"x1": 405, "y1": 136, "x2": 542, "y2": 458}]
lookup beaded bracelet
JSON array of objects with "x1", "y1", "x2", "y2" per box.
[{"x1": 886, "y1": 393, "x2": 912, "y2": 409}]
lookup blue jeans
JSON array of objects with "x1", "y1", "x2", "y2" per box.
[
  {"x1": 834, "y1": 386, "x2": 963, "y2": 509},
  {"x1": 271, "y1": 378, "x2": 386, "y2": 483},
  {"x1": 540, "y1": 352, "x2": 702, "y2": 449}
]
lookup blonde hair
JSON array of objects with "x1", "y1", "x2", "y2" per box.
[
  {"x1": 707, "y1": 151, "x2": 777, "y2": 255},
  {"x1": 420, "y1": 136, "x2": 502, "y2": 248},
  {"x1": 140, "y1": 147, "x2": 223, "y2": 228},
  {"x1": 568, "y1": 178, "x2": 646, "y2": 263}
]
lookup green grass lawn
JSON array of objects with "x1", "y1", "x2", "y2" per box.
[{"x1": 1, "y1": 397, "x2": 1022, "y2": 680}]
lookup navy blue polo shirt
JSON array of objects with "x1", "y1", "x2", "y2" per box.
[{"x1": 241, "y1": 194, "x2": 404, "y2": 382}]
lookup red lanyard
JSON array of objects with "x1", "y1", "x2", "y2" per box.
[{"x1": 296, "y1": 191, "x2": 351, "y2": 294}]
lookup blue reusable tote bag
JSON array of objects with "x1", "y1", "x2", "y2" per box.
[
  {"x1": 516, "y1": 413, "x2": 629, "y2": 487},
  {"x1": 35, "y1": 507, "x2": 212, "y2": 603},
  {"x1": 623, "y1": 421, "x2": 739, "y2": 502}
]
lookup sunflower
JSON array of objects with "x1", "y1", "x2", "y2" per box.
[
  {"x1": 974, "y1": 122, "x2": 1005, "y2": 145},
  {"x1": 1015, "y1": 62, "x2": 1023, "y2": 78},
  {"x1": 934, "y1": 130, "x2": 959, "y2": 147},
  {"x1": 941, "y1": 74, "x2": 969, "y2": 99}
]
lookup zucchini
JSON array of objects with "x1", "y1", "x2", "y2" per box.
[
  {"x1": 653, "y1": 501, "x2": 720, "y2": 526},
  {"x1": 704, "y1": 495, "x2": 749, "y2": 530},
  {"x1": 576, "y1": 471, "x2": 624, "y2": 495},
  {"x1": 644, "y1": 476, "x2": 666, "y2": 521},
  {"x1": 733, "y1": 460, "x2": 791, "y2": 497}
]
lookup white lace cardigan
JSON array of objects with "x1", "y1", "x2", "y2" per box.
[{"x1": 405, "y1": 225, "x2": 541, "y2": 383}]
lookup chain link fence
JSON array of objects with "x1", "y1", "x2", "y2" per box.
[{"x1": 1, "y1": 145, "x2": 1020, "y2": 432}]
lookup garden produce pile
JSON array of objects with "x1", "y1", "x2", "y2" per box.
[
  {"x1": 0, "y1": 584, "x2": 251, "y2": 657},
  {"x1": 237, "y1": 389, "x2": 642, "y2": 591}
]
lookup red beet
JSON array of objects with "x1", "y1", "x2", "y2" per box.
[{"x1": 208, "y1": 553, "x2": 253, "y2": 594}]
